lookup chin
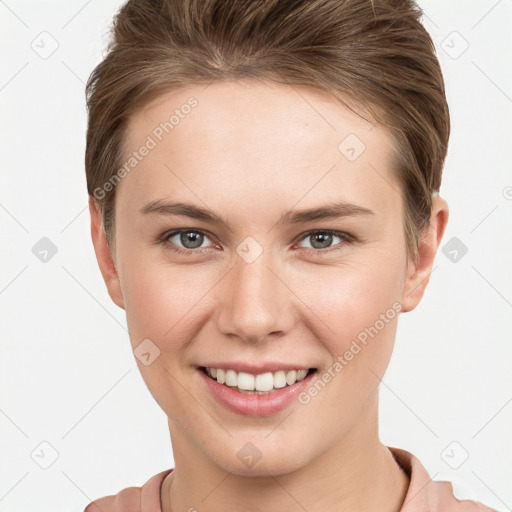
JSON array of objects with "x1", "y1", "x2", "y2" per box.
[{"x1": 205, "y1": 433, "x2": 313, "y2": 478}]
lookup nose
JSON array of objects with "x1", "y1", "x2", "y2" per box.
[{"x1": 215, "y1": 244, "x2": 298, "y2": 344}]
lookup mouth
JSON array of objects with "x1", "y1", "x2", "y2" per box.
[
  {"x1": 197, "y1": 364, "x2": 319, "y2": 417},
  {"x1": 199, "y1": 366, "x2": 318, "y2": 394}
]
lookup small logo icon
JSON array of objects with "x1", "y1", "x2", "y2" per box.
[
  {"x1": 237, "y1": 442, "x2": 263, "y2": 468},
  {"x1": 338, "y1": 133, "x2": 366, "y2": 162},
  {"x1": 32, "y1": 237, "x2": 58, "y2": 263},
  {"x1": 441, "y1": 31, "x2": 469, "y2": 59},
  {"x1": 30, "y1": 31, "x2": 59, "y2": 59},
  {"x1": 440, "y1": 440, "x2": 469, "y2": 470},
  {"x1": 30, "y1": 441, "x2": 59, "y2": 469},
  {"x1": 441, "y1": 236, "x2": 468, "y2": 263},
  {"x1": 236, "y1": 236, "x2": 263, "y2": 264},
  {"x1": 134, "y1": 338, "x2": 161, "y2": 366}
]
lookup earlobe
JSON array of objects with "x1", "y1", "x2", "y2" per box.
[
  {"x1": 401, "y1": 196, "x2": 449, "y2": 313},
  {"x1": 88, "y1": 196, "x2": 125, "y2": 310}
]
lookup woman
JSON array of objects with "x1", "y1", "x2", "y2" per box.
[{"x1": 83, "y1": 0, "x2": 495, "y2": 510}]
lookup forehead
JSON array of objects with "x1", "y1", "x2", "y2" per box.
[
  {"x1": 128, "y1": 79, "x2": 380, "y2": 154},
  {"x1": 120, "y1": 80, "x2": 400, "y2": 220}
]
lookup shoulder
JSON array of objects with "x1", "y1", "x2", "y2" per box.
[
  {"x1": 388, "y1": 446, "x2": 497, "y2": 512},
  {"x1": 423, "y1": 480, "x2": 498, "y2": 512},
  {"x1": 83, "y1": 469, "x2": 173, "y2": 512}
]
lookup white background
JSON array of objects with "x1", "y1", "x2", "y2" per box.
[{"x1": 0, "y1": 1, "x2": 511, "y2": 511}]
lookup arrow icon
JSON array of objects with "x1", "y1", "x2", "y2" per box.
[
  {"x1": 440, "y1": 440, "x2": 469, "y2": 469},
  {"x1": 442, "y1": 236, "x2": 468, "y2": 263},
  {"x1": 236, "y1": 237, "x2": 263, "y2": 263},
  {"x1": 134, "y1": 339, "x2": 161, "y2": 366},
  {"x1": 30, "y1": 441, "x2": 59, "y2": 469},
  {"x1": 441, "y1": 31, "x2": 469, "y2": 60},
  {"x1": 32, "y1": 237, "x2": 58, "y2": 263},
  {"x1": 338, "y1": 134, "x2": 365, "y2": 161}
]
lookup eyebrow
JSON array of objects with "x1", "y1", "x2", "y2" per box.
[{"x1": 139, "y1": 199, "x2": 375, "y2": 229}]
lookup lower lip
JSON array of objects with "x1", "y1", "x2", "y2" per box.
[{"x1": 197, "y1": 367, "x2": 317, "y2": 417}]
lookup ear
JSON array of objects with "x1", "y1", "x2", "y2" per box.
[
  {"x1": 401, "y1": 195, "x2": 449, "y2": 313},
  {"x1": 89, "y1": 196, "x2": 125, "y2": 310}
]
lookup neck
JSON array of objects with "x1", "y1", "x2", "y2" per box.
[{"x1": 162, "y1": 392, "x2": 410, "y2": 512}]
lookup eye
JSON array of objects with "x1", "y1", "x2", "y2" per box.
[
  {"x1": 296, "y1": 230, "x2": 354, "y2": 253},
  {"x1": 159, "y1": 228, "x2": 355, "y2": 256},
  {"x1": 160, "y1": 229, "x2": 216, "y2": 255}
]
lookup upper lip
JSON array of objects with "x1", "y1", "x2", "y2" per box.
[{"x1": 197, "y1": 362, "x2": 316, "y2": 374}]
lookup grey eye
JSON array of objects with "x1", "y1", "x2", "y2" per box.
[
  {"x1": 298, "y1": 231, "x2": 344, "y2": 250},
  {"x1": 167, "y1": 230, "x2": 210, "y2": 250}
]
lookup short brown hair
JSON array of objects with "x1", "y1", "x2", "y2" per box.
[{"x1": 85, "y1": 0, "x2": 450, "y2": 264}]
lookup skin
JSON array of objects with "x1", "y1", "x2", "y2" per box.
[{"x1": 89, "y1": 79, "x2": 449, "y2": 512}]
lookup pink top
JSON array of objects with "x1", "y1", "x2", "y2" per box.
[{"x1": 83, "y1": 446, "x2": 496, "y2": 512}]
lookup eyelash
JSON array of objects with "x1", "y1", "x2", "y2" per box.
[{"x1": 158, "y1": 228, "x2": 356, "y2": 256}]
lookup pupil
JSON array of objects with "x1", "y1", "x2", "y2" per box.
[
  {"x1": 181, "y1": 231, "x2": 203, "y2": 249},
  {"x1": 312, "y1": 232, "x2": 332, "y2": 249}
]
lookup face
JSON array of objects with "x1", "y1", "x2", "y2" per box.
[{"x1": 92, "y1": 80, "x2": 440, "y2": 476}]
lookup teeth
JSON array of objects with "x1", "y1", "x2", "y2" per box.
[
  {"x1": 255, "y1": 372, "x2": 274, "y2": 391},
  {"x1": 273, "y1": 370, "x2": 287, "y2": 389},
  {"x1": 238, "y1": 372, "x2": 255, "y2": 390},
  {"x1": 225, "y1": 369, "x2": 238, "y2": 387},
  {"x1": 204, "y1": 367, "x2": 312, "y2": 392},
  {"x1": 297, "y1": 369, "x2": 308, "y2": 381},
  {"x1": 286, "y1": 370, "x2": 297, "y2": 385}
]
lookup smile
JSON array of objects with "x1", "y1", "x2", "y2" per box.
[{"x1": 202, "y1": 366, "x2": 317, "y2": 394}]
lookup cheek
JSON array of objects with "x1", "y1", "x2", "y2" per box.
[
  {"x1": 296, "y1": 252, "x2": 404, "y2": 389},
  {"x1": 120, "y1": 253, "x2": 217, "y2": 351},
  {"x1": 294, "y1": 264, "x2": 401, "y2": 419},
  {"x1": 307, "y1": 257, "x2": 402, "y2": 335},
  {"x1": 118, "y1": 255, "x2": 211, "y2": 415}
]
